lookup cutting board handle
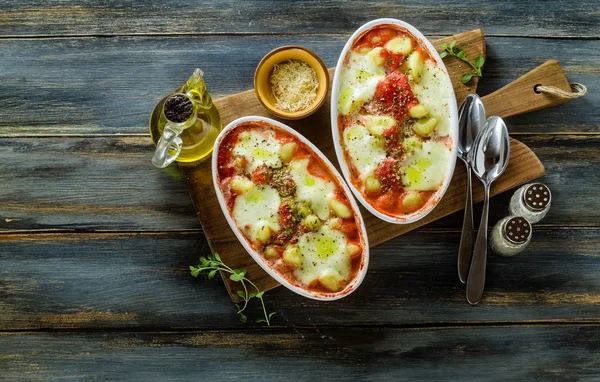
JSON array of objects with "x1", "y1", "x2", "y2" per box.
[{"x1": 481, "y1": 60, "x2": 575, "y2": 119}]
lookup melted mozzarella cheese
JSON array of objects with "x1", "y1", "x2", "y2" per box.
[
  {"x1": 411, "y1": 60, "x2": 453, "y2": 137},
  {"x1": 288, "y1": 158, "x2": 335, "y2": 220},
  {"x1": 233, "y1": 129, "x2": 282, "y2": 172},
  {"x1": 232, "y1": 184, "x2": 280, "y2": 242},
  {"x1": 402, "y1": 141, "x2": 451, "y2": 191},
  {"x1": 337, "y1": 51, "x2": 385, "y2": 115},
  {"x1": 295, "y1": 225, "x2": 351, "y2": 286},
  {"x1": 343, "y1": 123, "x2": 387, "y2": 179}
]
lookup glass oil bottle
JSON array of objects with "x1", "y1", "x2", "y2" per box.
[{"x1": 150, "y1": 69, "x2": 222, "y2": 168}]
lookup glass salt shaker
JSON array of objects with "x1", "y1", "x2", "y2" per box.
[
  {"x1": 509, "y1": 183, "x2": 551, "y2": 224},
  {"x1": 490, "y1": 216, "x2": 532, "y2": 256}
]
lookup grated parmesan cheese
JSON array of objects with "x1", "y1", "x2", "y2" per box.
[{"x1": 270, "y1": 59, "x2": 319, "y2": 113}]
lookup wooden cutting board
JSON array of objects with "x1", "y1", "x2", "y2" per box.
[{"x1": 179, "y1": 29, "x2": 573, "y2": 302}]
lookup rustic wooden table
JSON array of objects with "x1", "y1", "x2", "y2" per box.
[{"x1": 1, "y1": 1, "x2": 599, "y2": 380}]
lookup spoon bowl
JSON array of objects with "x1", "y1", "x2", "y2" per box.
[
  {"x1": 457, "y1": 94, "x2": 487, "y2": 283},
  {"x1": 467, "y1": 116, "x2": 510, "y2": 304},
  {"x1": 471, "y1": 116, "x2": 511, "y2": 183},
  {"x1": 457, "y1": 94, "x2": 487, "y2": 163}
]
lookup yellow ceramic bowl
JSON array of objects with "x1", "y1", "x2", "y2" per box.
[{"x1": 254, "y1": 46, "x2": 329, "y2": 120}]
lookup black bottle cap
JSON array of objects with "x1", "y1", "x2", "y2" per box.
[{"x1": 164, "y1": 94, "x2": 193, "y2": 123}]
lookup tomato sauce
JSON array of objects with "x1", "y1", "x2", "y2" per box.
[
  {"x1": 216, "y1": 121, "x2": 365, "y2": 294},
  {"x1": 373, "y1": 71, "x2": 417, "y2": 124},
  {"x1": 338, "y1": 24, "x2": 448, "y2": 218}
]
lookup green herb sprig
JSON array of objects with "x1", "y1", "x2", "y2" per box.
[
  {"x1": 440, "y1": 40, "x2": 485, "y2": 84},
  {"x1": 190, "y1": 253, "x2": 275, "y2": 325}
]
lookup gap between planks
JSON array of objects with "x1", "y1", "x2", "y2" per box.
[
  {"x1": 2, "y1": 320, "x2": 599, "y2": 334},
  {"x1": 1, "y1": 225, "x2": 599, "y2": 237},
  {"x1": 0, "y1": 32, "x2": 448, "y2": 40},
  {"x1": 0, "y1": 33, "x2": 599, "y2": 40},
  {"x1": 2, "y1": 132, "x2": 599, "y2": 139}
]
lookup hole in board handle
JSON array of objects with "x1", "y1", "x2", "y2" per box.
[{"x1": 533, "y1": 84, "x2": 542, "y2": 94}]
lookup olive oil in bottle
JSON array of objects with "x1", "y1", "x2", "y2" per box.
[{"x1": 150, "y1": 69, "x2": 222, "y2": 168}]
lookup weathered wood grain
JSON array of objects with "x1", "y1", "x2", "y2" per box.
[
  {"x1": 182, "y1": 29, "x2": 493, "y2": 300},
  {"x1": 1, "y1": 0, "x2": 598, "y2": 377},
  {"x1": 0, "y1": 137, "x2": 199, "y2": 232},
  {"x1": 183, "y1": 28, "x2": 567, "y2": 300},
  {"x1": 2, "y1": 326, "x2": 599, "y2": 380},
  {"x1": 1, "y1": 135, "x2": 598, "y2": 233},
  {"x1": 483, "y1": 60, "x2": 572, "y2": 118},
  {"x1": 1, "y1": 0, "x2": 599, "y2": 38},
  {"x1": 0, "y1": 36, "x2": 597, "y2": 135},
  {"x1": 187, "y1": 135, "x2": 547, "y2": 299},
  {"x1": 1, "y1": 228, "x2": 598, "y2": 330}
]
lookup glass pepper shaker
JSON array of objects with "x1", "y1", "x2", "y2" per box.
[
  {"x1": 509, "y1": 183, "x2": 551, "y2": 224},
  {"x1": 490, "y1": 216, "x2": 532, "y2": 256}
]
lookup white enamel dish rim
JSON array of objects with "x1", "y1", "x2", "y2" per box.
[
  {"x1": 212, "y1": 116, "x2": 370, "y2": 301},
  {"x1": 330, "y1": 18, "x2": 459, "y2": 224}
]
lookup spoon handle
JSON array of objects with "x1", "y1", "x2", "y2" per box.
[
  {"x1": 458, "y1": 163, "x2": 474, "y2": 283},
  {"x1": 467, "y1": 183, "x2": 490, "y2": 305}
]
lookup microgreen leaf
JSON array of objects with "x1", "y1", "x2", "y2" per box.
[
  {"x1": 474, "y1": 55, "x2": 485, "y2": 69},
  {"x1": 234, "y1": 268, "x2": 247, "y2": 277},
  {"x1": 440, "y1": 40, "x2": 483, "y2": 85},
  {"x1": 190, "y1": 253, "x2": 276, "y2": 326}
]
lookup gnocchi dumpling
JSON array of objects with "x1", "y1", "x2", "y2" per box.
[
  {"x1": 367, "y1": 47, "x2": 386, "y2": 66},
  {"x1": 407, "y1": 50, "x2": 425, "y2": 83},
  {"x1": 230, "y1": 176, "x2": 255, "y2": 194},
  {"x1": 413, "y1": 117, "x2": 438, "y2": 137},
  {"x1": 302, "y1": 214, "x2": 322, "y2": 231},
  {"x1": 319, "y1": 269, "x2": 343, "y2": 292},
  {"x1": 409, "y1": 104, "x2": 428, "y2": 119},
  {"x1": 283, "y1": 245, "x2": 303, "y2": 266},
  {"x1": 364, "y1": 175, "x2": 381, "y2": 194},
  {"x1": 364, "y1": 115, "x2": 396, "y2": 136},
  {"x1": 385, "y1": 36, "x2": 413, "y2": 55},
  {"x1": 402, "y1": 192, "x2": 424, "y2": 210},
  {"x1": 329, "y1": 199, "x2": 352, "y2": 219},
  {"x1": 279, "y1": 142, "x2": 297, "y2": 163}
]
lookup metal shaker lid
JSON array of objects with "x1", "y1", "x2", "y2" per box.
[
  {"x1": 503, "y1": 216, "x2": 532, "y2": 245},
  {"x1": 522, "y1": 183, "x2": 551, "y2": 211}
]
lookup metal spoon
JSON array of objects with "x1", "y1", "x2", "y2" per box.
[
  {"x1": 466, "y1": 116, "x2": 510, "y2": 305},
  {"x1": 457, "y1": 94, "x2": 487, "y2": 284}
]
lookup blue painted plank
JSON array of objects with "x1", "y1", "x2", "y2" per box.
[
  {"x1": 1, "y1": 0, "x2": 598, "y2": 38},
  {"x1": 0, "y1": 134, "x2": 597, "y2": 232},
  {"x1": 0, "y1": 36, "x2": 596, "y2": 135},
  {"x1": 1, "y1": 228, "x2": 598, "y2": 330},
  {"x1": 1, "y1": 326, "x2": 599, "y2": 380}
]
